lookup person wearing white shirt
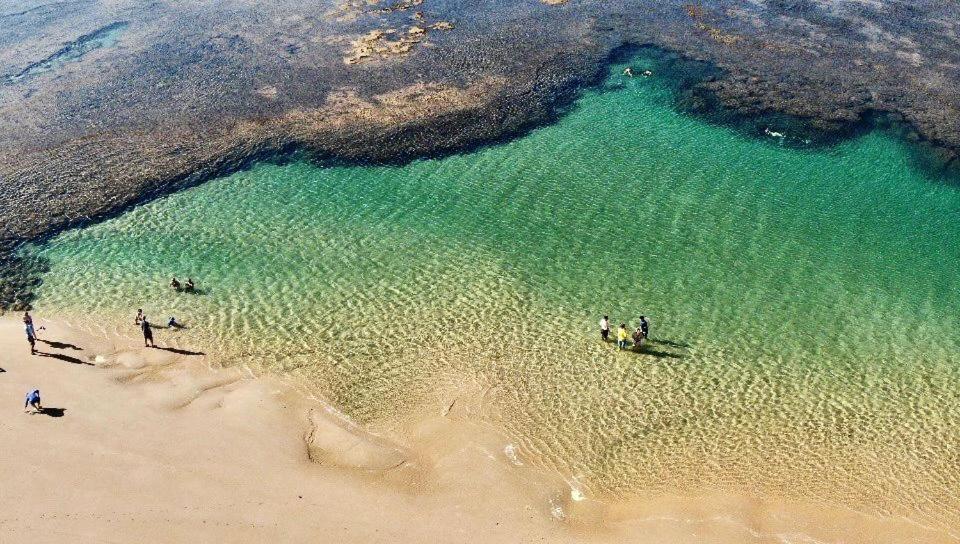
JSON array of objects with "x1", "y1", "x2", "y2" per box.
[{"x1": 599, "y1": 315, "x2": 610, "y2": 342}]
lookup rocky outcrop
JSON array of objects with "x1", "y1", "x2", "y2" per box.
[{"x1": 3, "y1": 0, "x2": 960, "y2": 308}]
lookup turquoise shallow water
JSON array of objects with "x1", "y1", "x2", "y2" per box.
[{"x1": 28, "y1": 53, "x2": 960, "y2": 526}]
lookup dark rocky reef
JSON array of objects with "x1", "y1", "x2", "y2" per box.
[{"x1": 3, "y1": 0, "x2": 960, "y2": 308}]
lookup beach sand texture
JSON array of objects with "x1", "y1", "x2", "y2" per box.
[{"x1": 0, "y1": 317, "x2": 954, "y2": 543}]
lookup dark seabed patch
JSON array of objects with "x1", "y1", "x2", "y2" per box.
[
  {"x1": 4, "y1": 21, "x2": 129, "y2": 85},
  {"x1": 4, "y1": 0, "x2": 960, "y2": 309}
]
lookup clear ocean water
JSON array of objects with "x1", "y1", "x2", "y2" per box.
[{"x1": 27, "y1": 53, "x2": 960, "y2": 527}]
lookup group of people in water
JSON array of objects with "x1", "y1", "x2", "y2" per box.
[
  {"x1": 169, "y1": 276, "x2": 196, "y2": 292},
  {"x1": 135, "y1": 308, "x2": 184, "y2": 348},
  {"x1": 599, "y1": 314, "x2": 650, "y2": 351},
  {"x1": 622, "y1": 67, "x2": 653, "y2": 78},
  {"x1": 132, "y1": 276, "x2": 198, "y2": 347}
]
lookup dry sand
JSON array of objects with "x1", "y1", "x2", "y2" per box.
[{"x1": 0, "y1": 317, "x2": 954, "y2": 543}]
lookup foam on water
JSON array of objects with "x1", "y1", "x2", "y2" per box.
[{"x1": 26, "y1": 53, "x2": 960, "y2": 529}]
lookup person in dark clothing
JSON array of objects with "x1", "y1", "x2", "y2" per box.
[
  {"x1": 141, "y1": 317, "x2": 155, "y2": 348},
  {"x1": 23, "y1": 311, "x2": 36, "y2": 339},
  {"x1": 639, "y1": 316, "x2": 650, "y2": 340}
]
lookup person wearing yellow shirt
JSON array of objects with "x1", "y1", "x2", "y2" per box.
[{"x1": 616, "y1": 323, "x2": 629, "y2": 350}]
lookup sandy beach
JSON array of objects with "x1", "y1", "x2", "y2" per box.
[{"x1": 0, "y1": 315, "x2": 954, "y2": 543}]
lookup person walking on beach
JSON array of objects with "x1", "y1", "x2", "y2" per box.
[
  {"x1": 617, "y1": 323, "x2": 629, "y2": 350},
  {"x1": 24, "y1": 389, "x2": 42, "y2": 413},
  {"x1": 23, "y1": 311, "x2": 36, "y2": 339},
  {"x1": 599, "y1": 315, "x2": 611, "y2": 342},
  {"x1": 25, "y1": 326, "x2": 37, "y2": 355},
  {"x1": 141, "y1": 316, "x2": 155, "y2": 348},
  {"x1": 24, "y1": 312, "x2": 37, "y2": 354},
  {"x1": 639, "y1": 315, "x2": 650, "y2": 341}
]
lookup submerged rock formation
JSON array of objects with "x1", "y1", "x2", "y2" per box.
[{"x1": 2, "y1": 0, "x2": 960, "y2": 308}]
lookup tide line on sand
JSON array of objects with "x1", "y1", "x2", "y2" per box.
[{"x1": 0, "y1": 316, "x2": 953, "y2": 544}]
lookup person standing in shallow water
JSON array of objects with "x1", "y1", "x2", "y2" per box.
[
  {"x1": 639, "y1": 315, "x2": 650, "y2": 341},
  {"x1": 141, "y1": 317, "x2": 155, "y2": 348},
  {"x1": 599, "y1": 315, "x2": 611, "y2": 342},
  {"x1": 617, "y1": 323, "x2": 629, "y2": 350}
]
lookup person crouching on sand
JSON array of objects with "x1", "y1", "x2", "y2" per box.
[
  {"x1": 141, "y1": 317, "x2": 155, "y2": 348},
  {"x1": 617, "y1": 323, "x2": 629, "y2": 350},
  {"x1": 632, "y1": 327, "x2": 645, "y2": 350},
  {"x1": 24, "y1": 389, "x2": 42, "y2": 413},
  {"x1": 170, "y1": 276, "x2": 181, "y2": 291}
]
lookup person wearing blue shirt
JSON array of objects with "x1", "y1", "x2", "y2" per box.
[{"x1": 24, "y1": 390, "x2": 42, "y2": 413}]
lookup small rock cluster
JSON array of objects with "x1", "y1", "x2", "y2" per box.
[{"x1": 343, "y1": 0, "x2": 454, "y2": 65}]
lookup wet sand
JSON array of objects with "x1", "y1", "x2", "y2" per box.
[{"x1": 0, "y1": 316, "x2": 954, "y2": 543}]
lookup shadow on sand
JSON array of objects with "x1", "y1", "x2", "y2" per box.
[
  {"x1": 36, "y1": 407, "x2": 66, "y2": 417},
  {"x1": 153, "y1": 346, "x2": 205, "y2": 356},
  {"x1": 37, "y1": 351, "x2": 93, "y2": 365},
  {"x1": 39, "y1": 339, "x2": 83, "y2": 351}
]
